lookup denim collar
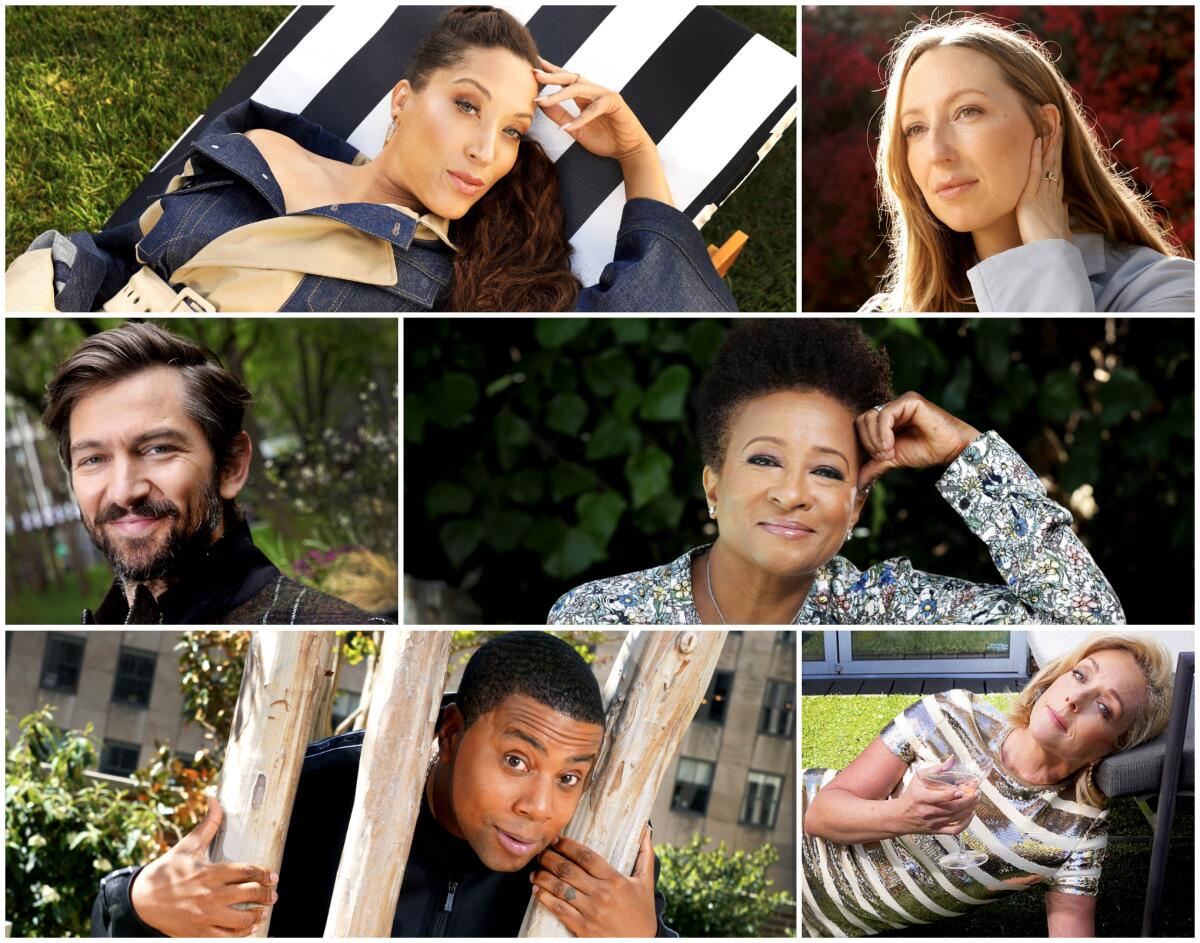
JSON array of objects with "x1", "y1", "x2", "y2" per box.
[{"x1": 191, "y1": 99, "x2": 457, "y2": 253}]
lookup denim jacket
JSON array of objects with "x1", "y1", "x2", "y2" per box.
[{"x1": 6, "y1": 99, "x2": 737, "y2": 312}]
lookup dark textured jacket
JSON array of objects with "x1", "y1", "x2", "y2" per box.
[
  {"x1": 92, "y1": 729, "x2": 678, "y2": 937},
  {"x1": 9, "y1": 98, "x2": 737, "y2": 313},
  {"x1": 82, "y1": 518, "x2": 390, "y2": 625}
]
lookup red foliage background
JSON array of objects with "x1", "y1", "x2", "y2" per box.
[{"x1": 802, "y1": 5, "x2": 1195, "y2": 311}]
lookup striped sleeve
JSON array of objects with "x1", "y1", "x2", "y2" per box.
[{"x1": 1046, "y1": 809, "x2": 1108, "y2": 897}]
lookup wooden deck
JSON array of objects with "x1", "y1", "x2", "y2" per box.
[{"x1": 801, "y1": 676, "x2": 1029, "y2": 696}]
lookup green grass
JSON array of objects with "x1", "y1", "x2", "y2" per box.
[
  {"x1": 712, "y1": 5, "x2": 797, "y2": 312},
  {"x1": 5, "y1": 5, "x2": 795, "y2": 312},
  {"x1": 803, "y1": 694, "x2": 1195, "y2": 937},
  {"x1": 5, "y1": 562, "x2": 113, "y2": 624},
  {"x1": 5, "y1": 6, "x2": 290, "y2": 269}
]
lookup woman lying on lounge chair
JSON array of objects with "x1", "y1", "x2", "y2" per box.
[
  {"x1": 802, "y1": 632, "x2": 1175, "y2": 937},
  {"x1": 5, "y1": 6, "x2": 736, "y2": 313}
]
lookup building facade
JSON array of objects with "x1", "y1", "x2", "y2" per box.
[{"x1": 5, "y1": 629, "x2": 795, "y2": 895}]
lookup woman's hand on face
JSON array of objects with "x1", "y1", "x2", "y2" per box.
[
  {"x1": 533, "y1": 57, "x2": 654, "y2": 162},
  {"x1": 855, "y1": 392, "x2": 982, "y2": 490},
  {"x1": 1016, "y1": 122, "x2": 1072, "y2": 246},
  {"x1": 900, "y1": 758, "x2": 982, "y2": 836}
]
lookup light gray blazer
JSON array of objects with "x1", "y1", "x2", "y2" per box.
[{"x1": 967, "y1": 233, "x2": 1194, "y2": 312}]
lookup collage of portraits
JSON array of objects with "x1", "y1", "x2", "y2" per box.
[{"x1": 2, "y1": 2, "x2": 1195, "y2": 941}]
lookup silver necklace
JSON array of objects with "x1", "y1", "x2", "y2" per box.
[{"x1": 703, "y1": 552, "x2": 804, "y2": 625}]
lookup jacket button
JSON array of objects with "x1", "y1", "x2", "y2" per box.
[
  {"x1": 261, "y1": 173, "x2": 269, "y2": 180},
  {"x1": 330, "y1": 204, "x2": 339, "y2": 211}
]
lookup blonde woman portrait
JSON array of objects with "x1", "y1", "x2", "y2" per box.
[
  {"x1": 802, "y1": 632, "x2": 1180, "y2": 937},
  {"x1": 802, "y1": 8, "x2": 1195, "y2": 312}
]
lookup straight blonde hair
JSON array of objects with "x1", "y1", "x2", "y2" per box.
[
  {"x1": 1006, "y1": 633, "x2": 1175, "y2": 808},
  {"x1": 868, "y1": 14, "x2": 1187, "y2": 312}
]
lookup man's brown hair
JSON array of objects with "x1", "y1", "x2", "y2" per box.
[{"x1": 42, "y1": 321, "x2": 252, "y2": 474}]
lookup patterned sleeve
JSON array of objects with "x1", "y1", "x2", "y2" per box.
[
  {"x1": 1046, "y1": 809, "x2": 1108, "y2": 897},
  {"x1": 929, "y1": 430, "x2": 1125, "y2": 623}
]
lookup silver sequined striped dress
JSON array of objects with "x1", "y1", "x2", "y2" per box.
[{"x1": 801, "y1": 689, "x2": 1107, "y2": 937}]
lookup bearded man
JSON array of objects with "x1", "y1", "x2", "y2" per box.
[{"x1": 42, "y1": 321, "x2": 389, "y2": 625}]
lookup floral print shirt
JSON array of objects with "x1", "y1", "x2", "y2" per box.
[{"x1": 547, "y1": 431, "x2": 1125, "y2": 625}]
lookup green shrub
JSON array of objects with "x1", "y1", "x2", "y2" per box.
[
  {"x1": 656, "y1": 833, "x2": 792, "y2": 937},
  {"x1": 4, "y1": 708, "x2": 162, "y2": 938}
]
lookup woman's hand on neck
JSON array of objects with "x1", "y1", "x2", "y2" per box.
[{"x1": 692, "y1": 539, "x2": 812, "y2": 625}]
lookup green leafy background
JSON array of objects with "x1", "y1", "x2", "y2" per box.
[{"x1": 404, "y1": 317, "x2": 1193, "y2": 624}]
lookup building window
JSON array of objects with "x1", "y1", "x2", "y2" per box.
[
  {"x1": 111, "y1": 647, "x2": 157, "y2": 708},
  {"x1": 739, "y1": 770, "x2": 785, "y2": 829},
  {"x1": 100, "y1": 739, "x2": 141, "y2": 777},
  {"x1": 331, "y1": 690, "x2": 359, "y2": 731},
  {"x1": 696, "y1": 670, "x2": 733, "y2": 725},
  {"x1": 758, "y1": 679, "x2": 795, "y2": 738},
  {"x1": 777, "y1": 630, "x2": 795, "y2": 647},
  {"x1": 39, "y1": 633, "x2": 86, "y2": 693},
  {"x1": 671, "y1": 757, "x2": 715, "y2": 814}
]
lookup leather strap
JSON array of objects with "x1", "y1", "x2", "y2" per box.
[{"x1": 102, "y1": 265, "x2": 216, "y2": 313}]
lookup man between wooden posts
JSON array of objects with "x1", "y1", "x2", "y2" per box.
[
  {"x1": 40, "y1": 321, "x2": 390, "y2": 624},
  {"x1": 91, "y1": 632, "x2": 676, "y2": 937}
]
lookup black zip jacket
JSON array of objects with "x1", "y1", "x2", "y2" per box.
[{"x1": 92, "y1": 728, "x2": 677, "y2": 937}]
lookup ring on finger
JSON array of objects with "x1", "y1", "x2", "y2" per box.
[
  {"x1": 1042, "y1": 171, "x2": 1060, "y2": 183},
  {"x1": 873, "y1": 403, "x2": 886, "y2": 413}
]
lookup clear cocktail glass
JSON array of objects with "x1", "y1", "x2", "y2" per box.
[{"x1": 916, "y1": 754, "x2": 994, "y2": 869}]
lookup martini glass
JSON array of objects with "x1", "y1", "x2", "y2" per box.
[{"x1": 916, "y1": 754, "x2": 994, "y2": 869}]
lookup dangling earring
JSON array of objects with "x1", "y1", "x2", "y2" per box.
[
  {"x1": 845, "y1": 528, "x2": 853, "y2": 541},
  {"x1": 384, "y1": 117, "x2": 398, "y2": 146},
  {"x1": 1086, "y1": 763, "x2": 1096, "y2": 792}
]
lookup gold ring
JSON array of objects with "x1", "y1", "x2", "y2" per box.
[{"x1": 1043, "y1": 171, "x2": 1060, "y2": 183}]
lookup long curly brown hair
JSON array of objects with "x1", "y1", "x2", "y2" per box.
[{"x1": 410, "y1": 6, "x2": 580, "y2": 311}]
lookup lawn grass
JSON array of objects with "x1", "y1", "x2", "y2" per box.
[
  {"x1": 802, "y1": 693, "x2": 1195, "y2": 937},
  {"x1": 5, "y1": 5, "x2": 290, "y2": 268},
  {"x1": 5, "y1": 5, "x2": 795, "y2": 311},
  {"x1": 5, "y1": 562, "x2": 112, "y2": 624}
]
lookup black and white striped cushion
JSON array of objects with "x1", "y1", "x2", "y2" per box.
[{"x1": 105, "y1": 4, "x2": 796, "y2": 285}]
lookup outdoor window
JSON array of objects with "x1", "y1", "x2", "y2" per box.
[
  {"x1": 99, "y1": 739, "x2": 141, "y2": 777},
  {"x1": 801, "y1": 631, "x2": 825, "y2": 661},
  {"x1": 39, "y1": 633, "x2": 86, "y2": 693},
  {"x1": 696, "y1": 670, "x2": 734, "y2": 725},
  {"x1": 331, "y1": 690, "x2": 359, "y2": 731},
  {"x1": 111, "y1": 647, "x2": 157, "y2": 708},
  {"x1": 758, "y1": 679, "x2": 794, "y2": 737},
  {"x1": 777, "y1": 630, "x2": 795, "y2": 647},
  {"x1": 671, "y1": 757, "x2": 715, "y2": 814},
  {"x1": 739, "y1": 770, "x2": 784, "y2": 828}
]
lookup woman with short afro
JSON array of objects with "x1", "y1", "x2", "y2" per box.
[{"x1": 548, "y1": 319, "x2": 1125, "y2": 624}]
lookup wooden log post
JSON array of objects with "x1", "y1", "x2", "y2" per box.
[
  {"x1": 520, "y1": 629, "x2": 728, "y2": 937},
  {"x1": 323, "y1": 630, "x2": 454, "y2": 937},
  {"x1": 208, "y1": 631, "x2": 338, "y2": 939}
]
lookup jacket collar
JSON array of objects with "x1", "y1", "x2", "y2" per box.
[
  {"x1": 1072, "y1": 232, "x2": 1107, "y2": 277},
  {"x1": 192, "y1": 99, "x2": 457, "y2": 252},
  {"x1": 84, "y1": 517, "x2": 279, "y2": 625}
]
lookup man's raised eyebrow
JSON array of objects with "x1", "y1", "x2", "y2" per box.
[
  {"x1": 900, "y1": 87, "x2": 991, "y2": 121},
  {"x1": 452, "y1": 77, "x2": 533, "y2": 119},
  {"x1": 1083, "y1": 657, "x2": 1124, "y2": 712},
  {"x1": 502, "y1": 727, "x2": 596, "y2": 764}
]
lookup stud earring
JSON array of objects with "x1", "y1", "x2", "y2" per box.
[{"x1": 708, "y1": 505, "x2": 716, "y2": 517}]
